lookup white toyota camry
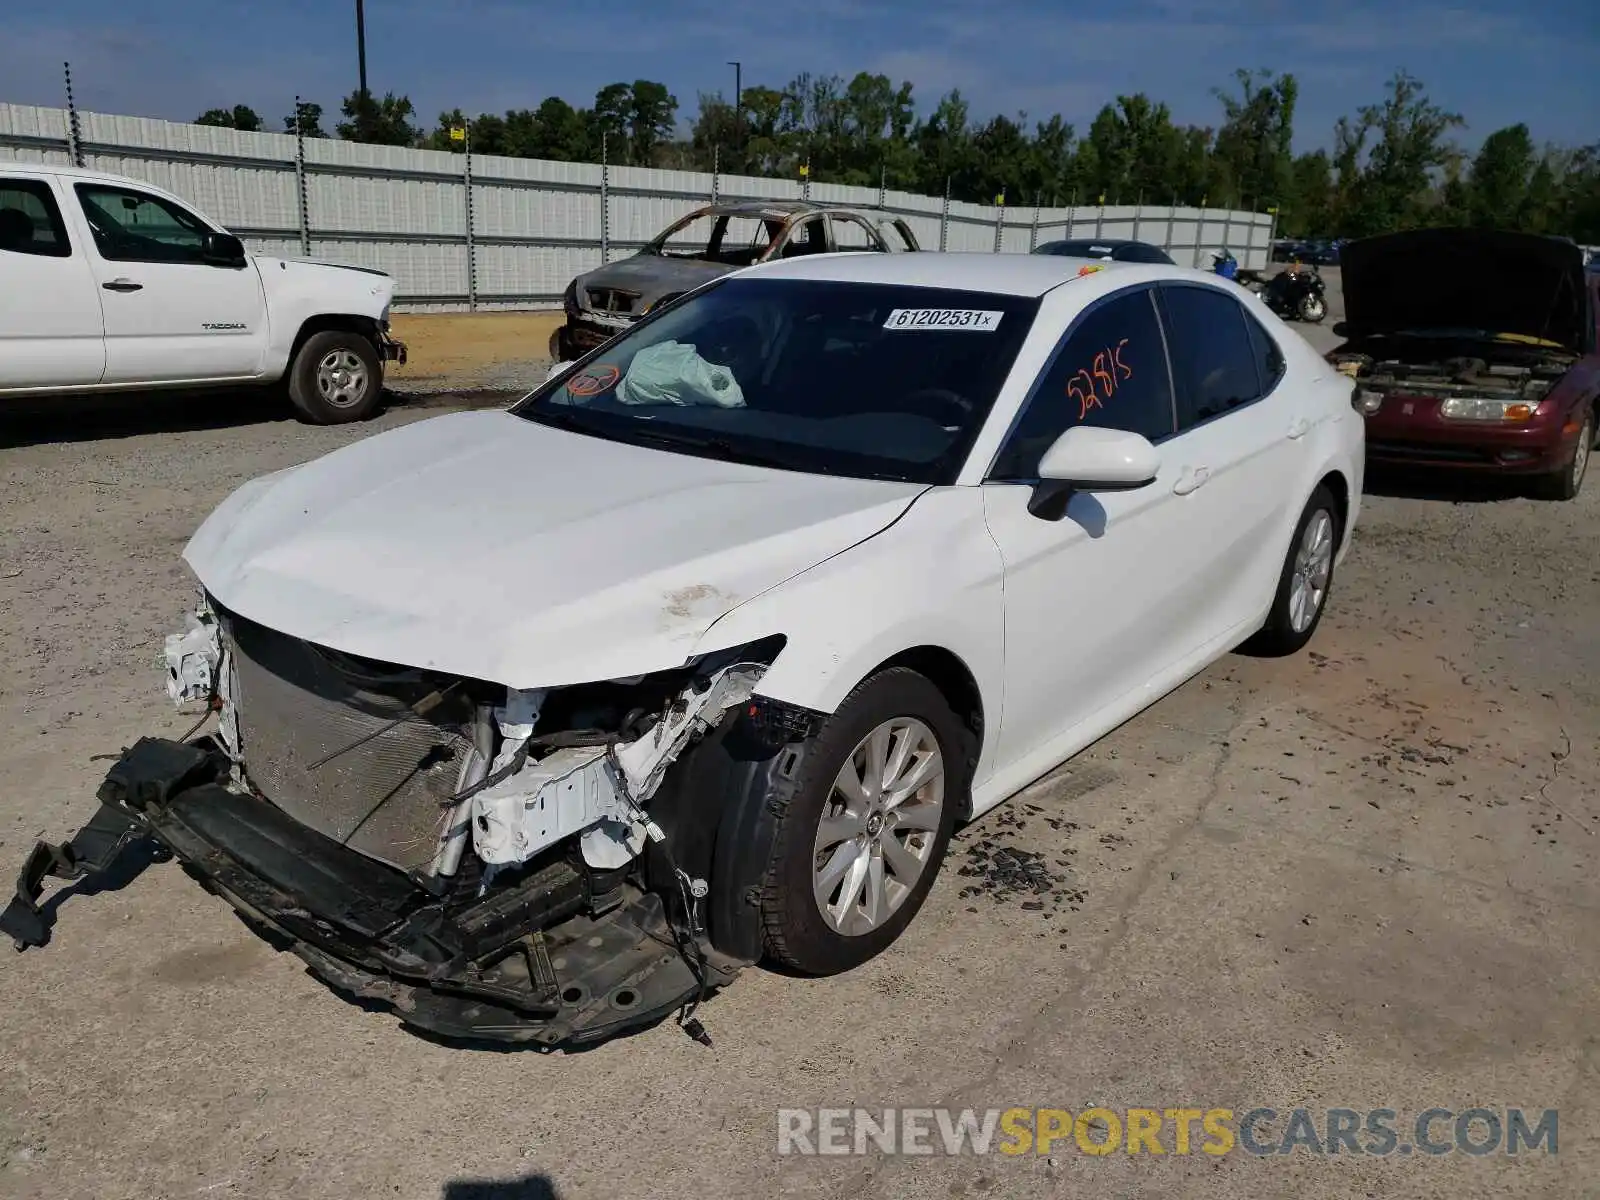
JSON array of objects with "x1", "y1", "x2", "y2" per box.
[{"x1": 5, "y1": 251, "x2": 1364, "y2": 1047}]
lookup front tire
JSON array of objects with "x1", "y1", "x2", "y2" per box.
[
  {"x1": 760, "y1": 668, "x2": 967, "y2": 976},
  {"x1": 1532, "y1": 409, "x2": 1592, "y2": 502},
  {"x1": 1298, "y1": 292, "x2": 1327, "y2": 322},
  {"x1": 1245, "y1": 485, "x2": 1340, "y2": 656},
  {"x1": 287, "y1": 330, "x2": 385, "y2": 424}
]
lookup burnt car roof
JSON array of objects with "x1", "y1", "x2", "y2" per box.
[
  {"x1": 1339, "y1": 228, "x2": 1588, "y2": 352},
  {"x1": 693, "y1": 199, "x2": 899, "y2": 218}
]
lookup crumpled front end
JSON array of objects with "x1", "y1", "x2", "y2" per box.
[{"x1": 5, "y1": 593, "x2": 813, "y2": 1047}]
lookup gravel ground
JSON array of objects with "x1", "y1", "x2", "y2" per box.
[{"x1": 1, "y1": 272, "x2": 1597, "y2": 1200}]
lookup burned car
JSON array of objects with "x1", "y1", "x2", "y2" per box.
[
  {"x1": 1330, "y1": 228, "x2": 1600, "y2": 500},
  {"x1": 552, "y1": 200, "x2": 920, "y2": 360}
]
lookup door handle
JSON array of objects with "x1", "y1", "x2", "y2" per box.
[
  {"x1": 1287, "y1": 417, "x2": 1311, "y2": 439},
  {"x1": 1173, "y1": 466, "x2": 1211, "y2": 495},
  {"x1": 102, "y1": 278, "x2": 143, "y2": 293}
]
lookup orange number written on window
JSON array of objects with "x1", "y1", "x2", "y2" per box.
[{"x1": 1066, "y1": 339, "x2": 1132, "y2": 420}]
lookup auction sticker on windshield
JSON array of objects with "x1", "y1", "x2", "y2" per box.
[{"x1": 883, "y1": 308, "x2": 1004, "y2": 331}]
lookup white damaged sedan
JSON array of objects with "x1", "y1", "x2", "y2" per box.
[{"x1": 4, "y1": 252, "x2": 1364, "y2": 1046}]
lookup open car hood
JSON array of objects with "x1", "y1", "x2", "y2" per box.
[
  {"x1": 1339, "y1": 228, "x2": 1587, "y2": 351},
  {"x1": 183, "y1": 410, "x2": 925, "y2": 689}
]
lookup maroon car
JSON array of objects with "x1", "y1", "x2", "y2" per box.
[{"x1": 1329, "y1": 229, "x2": 1600, "y2": 500}]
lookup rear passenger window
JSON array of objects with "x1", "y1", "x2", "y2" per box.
[
  {"x1": 830, "y1": 214, "x2": 886, "y2": 251},
  {"x1": 1160, "y1": 284, "x2": 1263, "y2": 431},
  {"x1": 0, "y1": 179, "x2": 71, "y2": 258},
  {"x1": 990, "y1": 287, "x2": 1175, "y2": 480},
  {"x1": 1242, "y1": 308, "x2": 1286, "y2": 394}
]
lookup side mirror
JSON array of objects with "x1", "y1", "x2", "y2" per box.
[
  {"x1": 203, "y1": 231, "x2": 246, "y2": 267},
  {"x1": 1028, "y1": 427, "x2": 1159, "y2": 520}
]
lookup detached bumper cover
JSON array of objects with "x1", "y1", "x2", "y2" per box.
[
  {"x1": 3, "y1": 738, "x2": 718, "y2": 1047},
  {"x1": 379, "y1": 328, "x2": 408, "y2": 365}
]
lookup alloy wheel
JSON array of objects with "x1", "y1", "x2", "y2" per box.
[
  {"x1": 812, "y1": 717, "x2": 946, "y2": 936},
  {"x1": 1289, "y1": 509, "x2": 1334, "y2": 633}
]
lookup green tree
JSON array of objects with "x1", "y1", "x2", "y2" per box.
[
  {"x1": 196, "y1": 105, "x2": 262, "y2": 132},
  {"x1": 284, "y1": 101, "x2": 327, "y2": 138},
  {"x1": 626, "y1": 80, "x2": 679, "y2": 166},
  {"x1": 1287, "y1": 150, "x2": 1333, "y2": 235},
  {"x1": 337, "y1": 90, "x2": 420, "y2": 146},
  {"x1": 1338, "y1": 71, "x2": 1464, "y2": 236},
  {"x1": 1466, "y1": 123, "x2": 1536, "y2": 228},
  {"x1": 1211, "y1": 69, "x2": 1297, "y2": 211}
]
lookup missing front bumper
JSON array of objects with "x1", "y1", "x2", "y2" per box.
[
  {"x1": 379, "y1": 329, "x2": 408, "y2": 365},
  {"x1": 2, "y1": 737, "x2": 725, "y2": 1047}
]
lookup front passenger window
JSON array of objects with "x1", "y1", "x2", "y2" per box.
[{"x1": 990, "y1": 288, "x2": 1175, "y2": 480}]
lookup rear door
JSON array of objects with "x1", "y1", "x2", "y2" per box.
[
  {"x1": 71, "y1": 180, "x2": 267, "y2": 383},
  {"x1": 0, "y1": 173, "x2": 106, "y2": 388},
  {"x1": 1154, "y1": 282, "x2": 1309, "y2": 645}
]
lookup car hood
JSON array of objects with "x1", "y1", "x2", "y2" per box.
[
  {"x1": 1339, "y1": 228, "x2": 1587, "y2": 351},
  {"x1": 183, "y1": 410, "x2": 925, "y2": 689},
  {"x1": 278, "y1": 256, "x2": 391, "y2": 279},
  {"x1": 576, "y1": 254, "x2": 733, "y2": 307}
]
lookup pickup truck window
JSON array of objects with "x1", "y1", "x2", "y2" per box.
[
  {"x1": 0, "y1": 179, "x2": 71, "y2": 258},
  {"x1": 74, "y1": 183, "x2": 211, "y2": 265}
]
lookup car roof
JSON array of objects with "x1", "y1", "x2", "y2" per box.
[
  {"x1": 1039, "y1": 237, "x2": 1146, "y2": 249},
  {"x1": 695, "y1": 198, "x2": 897, "y2": 218},
  {"x1": 0, "y1": 161, "x2": 125, "y2": 182},
  {"x1": 736, "y1": 250, "x2": 1170, "y2": 297}
]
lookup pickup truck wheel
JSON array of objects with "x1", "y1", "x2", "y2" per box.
[
  {"x1": 287, "y1": 331, "x2": 385, "y2": 424},
  {"x1": 759, "y1": 668, "x2": 964, "y2": 976}
]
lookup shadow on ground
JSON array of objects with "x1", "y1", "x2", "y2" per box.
[
  {"x1": 1362, "y1": 463, "x2": 1536, "y2": 504},
  {"x1": 442, "y1": 1174, "x2": 561, "y2": 1199},
  {"x1": 0, "y1": 386, "x2": 521, "y2": 449}
]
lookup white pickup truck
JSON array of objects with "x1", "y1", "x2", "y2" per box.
[{"x1": 0, "y1": 162, "x2": 407, "y2": 423}]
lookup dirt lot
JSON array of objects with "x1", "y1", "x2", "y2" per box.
[
  {"x1": 1, "y1": 279, "x2": 1597, "y2": 1200},
  {"x1": 385, "y1": 310, "x2": 564, "y2": 395}
]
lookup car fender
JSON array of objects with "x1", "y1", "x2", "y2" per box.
[
  {"x1": 256, "y1": 258, "x2": 397, "y2": 377},
  {"x1": 689, "y1": 485, "x2": 1007, "y2": 781}
]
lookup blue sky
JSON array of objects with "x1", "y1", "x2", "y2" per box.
[{"x1": 5, "y1": 0, "x2": 1596, "y2": 154}]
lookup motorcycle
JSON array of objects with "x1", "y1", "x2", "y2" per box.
[
  {"x1": 1210, "y1": 250, "x2": 1327, "y2": 324},
  {"x1": 1260, "y1": 262, "x2": 1327, "y2": 323}
]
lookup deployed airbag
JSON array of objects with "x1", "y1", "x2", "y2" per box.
[{"x1": 616, "y1": 341, "x2": 746, "y2": 408}]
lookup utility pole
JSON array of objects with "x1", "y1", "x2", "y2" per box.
[
  {"x1": 355, "y1": 0, "x2": 369, "y2": 96},
  {"x1": 726, "y1": 60, "x2": 742, "y2": 169}
]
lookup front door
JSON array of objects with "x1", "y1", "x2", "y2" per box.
[
  {"x1": 71, "y1": 181, "x2": 266, "y2": 384},
  {"x1": 0, "y1": 174, "x2": 105, "y2": 388},
  {"x1": 980, "y1": 285, "x2": 1190, "y2": 767}
]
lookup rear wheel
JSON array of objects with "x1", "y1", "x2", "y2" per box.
[
  {"x1": 760, "y1": 668, "x2": 966, "y2": 976},
  {"x1": 1297, "y1": 292, "x2": 1327, "y2": 322},
  {"x1": 1533, "y1": 408, "x2": 1592, "y2": 502},
  {"x1": 1245, "y1": 485, "x2": 1340, "y2": 656},
  {"x1": 286, "y1": 330, "x2": 385, "y2": 424}
]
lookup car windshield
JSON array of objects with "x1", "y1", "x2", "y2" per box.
[{"x1": 513, "y1": 277, "x2": 1040, "y2": 484}]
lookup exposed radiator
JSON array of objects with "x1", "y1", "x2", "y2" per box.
[{"x1": 224, "y1": 614, "x2": 473, "y2": 874}]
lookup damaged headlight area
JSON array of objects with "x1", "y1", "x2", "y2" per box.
[{"x1": 4, "y1": 595, "x2": 816, "y2": 1048}]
